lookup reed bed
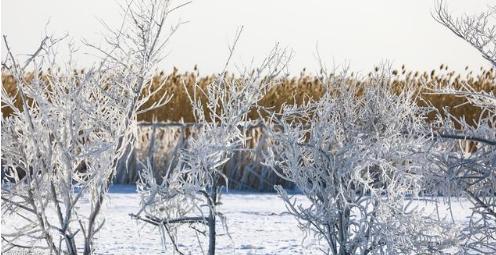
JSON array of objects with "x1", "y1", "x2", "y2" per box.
[
  {"x1": 2, "y1": 66, "x2": 495, "y2": 190},
  {"x1": 3, "y1": 66, "x2": 495, "y2": 123},
  {"x1": 139, "y1": 66, "x2": 494, "y2": 124}
]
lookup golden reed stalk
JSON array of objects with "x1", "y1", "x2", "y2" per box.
[{"x1": 3, "y1": 65, "x2": 495, "y2": 124}]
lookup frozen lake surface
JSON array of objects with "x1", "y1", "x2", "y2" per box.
[{"x1": 3, "y1": 185, "x2": 474, "y2": 254}]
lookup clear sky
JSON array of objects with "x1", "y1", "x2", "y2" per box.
[{"x1": 1, "y1": 0, "x2": 493, "y2": 75}]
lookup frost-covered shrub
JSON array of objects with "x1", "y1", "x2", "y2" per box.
[
  {"x1": 426, "y1": 88, "x2": 496, "y2": 254},
  {"x1": 133, "y1": 43, "x2": 290, "y2": 255},
  {"x1": 265, "y1": 68, "x2": 457, "y2": 254},
  {"x1": 1, "y1": 0, "x2": 179, "y2": 254},
  {"x1": 432, "y1": 3, "x2": 496, "y2": 253}
]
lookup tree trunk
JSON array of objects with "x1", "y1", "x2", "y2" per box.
[{"x1": 207, "y1": 178, "x2": 218, "y2": 255}]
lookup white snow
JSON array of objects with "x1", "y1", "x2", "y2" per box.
[
  {"x1": 93, "y1": 186, "x2": 324, "y2": 254},
  {"x1": 2, "y1": 185, "x2": 474, "y2": 255}
]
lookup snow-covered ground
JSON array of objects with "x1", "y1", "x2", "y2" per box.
[
  {"x1": 92, "y1": 185, "x2": 324, "y2": 255},
  {"x1": 3, "y1": 185, "x2": 475, "y2": 255}
]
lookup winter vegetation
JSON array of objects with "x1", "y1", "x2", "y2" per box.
[
  {"x1": 264, "y1": 67, "x2": 450, "y2": 254},
  {"x1": 1, "y1": 0, "x2": 495, "y2": 254},
  {"x1": 131, "y1": 32, "x2": 290, "y2": 254},
  {"x1": 1, "y1": 0, "x2": 183, "y2": 253}
]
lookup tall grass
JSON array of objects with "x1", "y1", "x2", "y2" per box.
[
  {"x1": 3, "y1": 66, "x2": 495, "y2": 124},
  {"x1": 3, "y1": 66, "x2": 495, "y2": 190}
]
